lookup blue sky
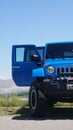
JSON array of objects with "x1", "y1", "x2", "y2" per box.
[{"x1": 0, "y1": 0, "x2": 73, "y2": 78}]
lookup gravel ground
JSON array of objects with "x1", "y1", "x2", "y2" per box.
[
  {"x1": 0, "y1": 107, "x2": 73, "y2": 130},
  {"x1": 0, "y1": 113, "x2": 73, "y2": 130}
]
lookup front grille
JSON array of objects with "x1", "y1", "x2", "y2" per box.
[{"x1": 56, "y1": 67, "x2": 73, "y2": 76}]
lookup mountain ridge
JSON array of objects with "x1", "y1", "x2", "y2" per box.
[
  {"x1": 0, "y1": 79, "x2": 29, "y2": 94},
  {"x1": 0, "y1": 79, "x2": 16, "y2": 88}
]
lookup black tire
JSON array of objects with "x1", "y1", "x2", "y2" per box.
[{"x1": 29, "y1": 82, "x2": 48, "y2": 117}]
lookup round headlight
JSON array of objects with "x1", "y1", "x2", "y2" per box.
[{"x1": 47, "y1": 66, "x2": 55, "y2": 73}]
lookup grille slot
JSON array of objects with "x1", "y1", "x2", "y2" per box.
[
  {"x1": 62, "y1": 67, "x2": 64, "y2": 73},
  {"x1": 70, "y1": 67, "x2": 73, "y2": 72},
  {"x1": 56, "y1": 67, "x2": 73, "y2": 76},
  {"x1": 57, "y1": 68, "x2": 60, "y2": 75},
  {"x1": 66, "y1": 67, "x2": 68, "y2": 72}
]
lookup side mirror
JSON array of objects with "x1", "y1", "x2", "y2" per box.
[{"x1": 31, "y1": 55, "x2": 40, "y2": 62}]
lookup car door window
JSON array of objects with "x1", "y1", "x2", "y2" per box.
[
  {"x1": 26, "y1": 48, "x2": 38, "y2": 62},
  {"x1": 16, "y1": 47, "x2": 25, "y2": 62}
]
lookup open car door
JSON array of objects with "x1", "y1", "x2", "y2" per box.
[{"x1": 12, "y1": 45, "x2": 41, "y2": 86}]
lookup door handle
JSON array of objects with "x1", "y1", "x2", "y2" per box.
[{"x1": 12, "y1": 66, "x2": 21, "y2": 69}]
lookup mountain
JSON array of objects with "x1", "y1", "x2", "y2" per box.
[
  {"x1": 0, "y1": 79, "x2": 16, "y2": 88},
  {"x1": 0, "y1": 79, "x2": 29, "y2": 94}
]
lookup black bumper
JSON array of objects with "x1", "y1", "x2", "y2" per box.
[{"x1": 40, "y1": 80, "x2": 73, "y2": 99}]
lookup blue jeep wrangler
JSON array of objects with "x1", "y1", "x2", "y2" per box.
[{"x1": 12, "y1": 41, "x2": 73, "y2": 117}]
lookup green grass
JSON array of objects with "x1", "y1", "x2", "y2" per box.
[
  {"x1": 1, "y1": 94, "x2": 73, "y2": 116},
  {"x1": 0, "y1": 94, "x2": 28, "y2": 116},
  {"x1": 0, "y1": 94, "x2": 28, "y2": 107},
  {"x1": 55, "y1": 102, "x2": 73, "y2": 107}
]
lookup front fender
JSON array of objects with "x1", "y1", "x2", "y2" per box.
[{"x1": 32, "y1": 68, "x2": 45, "y2": 77}]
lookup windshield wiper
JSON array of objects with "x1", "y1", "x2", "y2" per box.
[{"x1": 47, "y1": 55, "x2": 64, "y2": 59}]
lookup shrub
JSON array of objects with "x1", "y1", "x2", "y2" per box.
[{"x1": 0, "y1": 94, "x2": 28, "y2": 107}]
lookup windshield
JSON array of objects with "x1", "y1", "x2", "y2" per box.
[{"x1": 46, "y1": 43, "x2": 73, "y2": 59}]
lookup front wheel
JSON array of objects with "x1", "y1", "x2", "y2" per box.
[{"x1": 29, "y1": 82, "x2": 48, "y2": 117}]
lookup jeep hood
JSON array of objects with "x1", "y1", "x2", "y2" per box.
[{"x1": 45, "y1": 58, "x2": 73, "y2": 66}]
